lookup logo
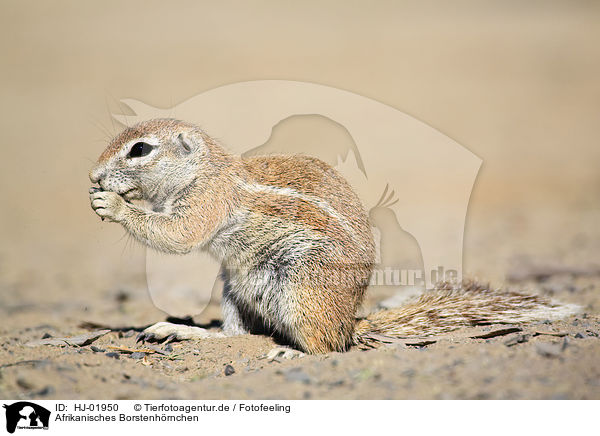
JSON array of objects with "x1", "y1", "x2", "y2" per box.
[{"x1": 3, "y1": 402, "x2": 50, "y2": 433}]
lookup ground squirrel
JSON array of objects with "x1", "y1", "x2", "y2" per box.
[{"x1": 89, "y1": 118, "x2": 579, "y2": 354}]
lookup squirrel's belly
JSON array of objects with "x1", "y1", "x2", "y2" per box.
[{"x1": 209, "y1": 205, "x2": 371, "y2": 350}]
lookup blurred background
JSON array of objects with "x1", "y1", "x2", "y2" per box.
[{"x1": 1, "y1": 0, "x2": 599, "y2": 329}]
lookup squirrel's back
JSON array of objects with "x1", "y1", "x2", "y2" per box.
[{"x1": 240, "y1": 154, "x2": 374, "y2": 257}]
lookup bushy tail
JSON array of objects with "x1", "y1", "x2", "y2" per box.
[{"x1": 353, "y1": 279, "x2": 580, "y2": 349}]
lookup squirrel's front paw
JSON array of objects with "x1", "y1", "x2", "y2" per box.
[{"x1": 89, "y1": 188, "x2": 126, "y2": 222}]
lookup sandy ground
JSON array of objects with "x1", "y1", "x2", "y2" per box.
[
  {"x1": 2, "y1": 210, "x2": 599, "y2": 400},
  {"x1": 1, "y1": 1, "x2": 600, "y2": 400}
]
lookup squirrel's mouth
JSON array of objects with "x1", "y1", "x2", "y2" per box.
[{"x1": 122, "y1": 188, "x2": 142, "y2": 202}]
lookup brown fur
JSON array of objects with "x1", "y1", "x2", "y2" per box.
[
  {"x1": 90, "y1": 119, "x2": 578, "y2": 354},
  {"x1": 353, "y1": 279, "x2": 578, "y2": 349}
]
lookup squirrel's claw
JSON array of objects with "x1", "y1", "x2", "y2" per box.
[{"x1": 135, "y1": 331, "x2": 158, "y2": 344}]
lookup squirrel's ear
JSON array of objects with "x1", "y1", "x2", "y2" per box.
[{"x1": 177, "y1": 133, "x2": 193, "y2": 154}]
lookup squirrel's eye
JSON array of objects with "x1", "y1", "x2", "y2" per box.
[{"x1": 127, "y1": 142, "x2": 153, "y2": 158}]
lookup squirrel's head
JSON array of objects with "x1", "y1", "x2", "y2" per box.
[{"x1": 89, "y1": 118, "x2": 213, "y2": 204}]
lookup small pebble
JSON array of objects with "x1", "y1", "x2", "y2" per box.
[
  {"x1": 130, "y1": 352, "x2": 145, "y2": 359},
  {"x1": 163, "y1": 343, "x2": 173, "y2": 353},
  {"x1": 16, "y1": 377, "x2": 34, "y2": 390},
  {"x1": 224, "y1": 364, "x2": 235, "y2": 376},
  {"x1": 536, "y1": 342, "x2": 562, "y2": 358},
  {"x1": 115, "y1": 290, "x2": 129, "y2": 303},
  {"x1": 504, "y1": 334, "x2": 529, "y2": 347},
  {"x1": 574, "y1": 332, "x2": 585, "y2": 339},
  {"x1": 401, "y1": 368, "x2": 416, "y2": 378},
  {"x1": 34, "y1": 386, "x2": 54, "y2": 396},
  {"x1": 105, "y1": 352, "x2": 120, "y2": 359},
  {"x1": 284, "y1": 367, "x2": 311, "y2": 384},
  {"x1": 41, "y1": 333, "x2": 52, "y2": 339},
  {"x1": 90, "y1": 346, "x2": 105, "y2": 353}
]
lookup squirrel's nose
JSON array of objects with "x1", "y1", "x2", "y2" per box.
[{"x1": 89, "y1": 166, "x2": 104, "y2": 184}]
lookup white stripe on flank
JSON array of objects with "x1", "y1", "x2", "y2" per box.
[{"x1": 239, "y1": 181, "x2": 356, "y2": 238}]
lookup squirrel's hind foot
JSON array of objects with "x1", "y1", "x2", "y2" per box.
[{"x1": 136, "y1": 321, "x2": 225, "y2": 344}]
